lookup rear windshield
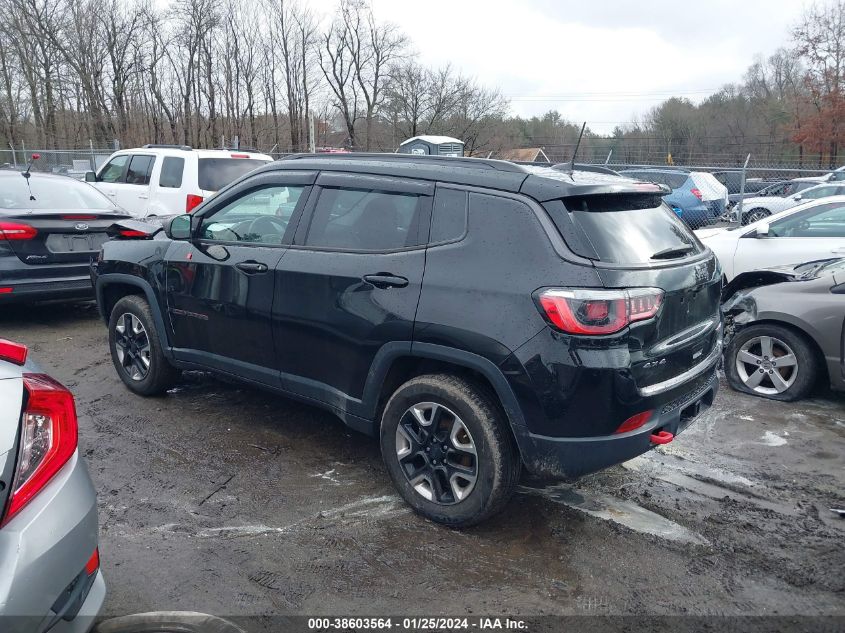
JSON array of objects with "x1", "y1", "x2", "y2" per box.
[
  {"x1": 544, "y1": 194, "x2": 705, "y2": 264},
  {"x1": 197, "y1": 158, "x2": 268, "y2": 192},
  {"x1": 0, "y1": 174, "x2": 116, "y2": 210}
]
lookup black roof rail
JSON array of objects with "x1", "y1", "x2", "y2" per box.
[
  {"x1": 142, "y1": 144, "x2": 193, "y2": 151},
  {"x1": 281, "y1": 152, "x2": 529, "y2": 174}
]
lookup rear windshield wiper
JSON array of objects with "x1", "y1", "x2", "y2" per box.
[{"x1": 651, "y1": 244, "x2": 695, "y2": 260}]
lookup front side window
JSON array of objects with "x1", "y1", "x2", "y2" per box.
[
  {"x1": 304, "y1": 187, "x2": 423, "y2": 251},
  {"x1": 126, "y1": 155, "x2": 155, "y2": 185},
  {"x1": 98, "y1": 155, "x2": 128, "y2": 183},
  {"x1": 200, "y1": 185, "x2": 307, "y2": 244},
  {"x1": 769, "y1": 202, "x2": 845, "y2": 238}
]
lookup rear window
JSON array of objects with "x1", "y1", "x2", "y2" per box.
[
  {"x1": 544, "y1": 194, "x2": 705, "y2": 264},
  {"x1": 197, "y1": 158, "x2": 268, "y2": 192},
  {"x1": 0, "y1": 175, "x2": 116, "y2": 210}
]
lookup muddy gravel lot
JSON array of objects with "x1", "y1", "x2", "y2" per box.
[{"x1": 2, "y1": 302, "x2": 844, "y2": 629}]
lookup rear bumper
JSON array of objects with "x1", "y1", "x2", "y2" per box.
[
  {"x1": 514, "y1": 370, "x2": 718, "y2": 479},
  {"x1": 0, "y1": 451, "x2": 104, "y2": 632},
  {"x1": 0, "y1": 277, "x2": 93, "y2": 303},
  {"x1": 0, "y1": 250, "x2": 94, "y2": 302}
]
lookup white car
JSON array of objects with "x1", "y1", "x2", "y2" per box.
[
  {"x1": 86, "y1": 145, "x2": 272, "y2": 218},
  {"x1": 735, "y1": 181, "x2": 845, "y2": 225},
  {"x1": 697, "y1": 196, "x2": 845, "y2": 281}
]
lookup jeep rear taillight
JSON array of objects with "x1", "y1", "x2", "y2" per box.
[
  {"x1": 691, "y1": 187, "x2": 703, "y2": 201},
  {"x1": 537, "y1": 288, "x2": 663, "y2": 335},
  {"x1": 1, "y1": 374, "x2": 78, "y2": 526}
]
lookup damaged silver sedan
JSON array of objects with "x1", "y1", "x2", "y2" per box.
[{"x1": 722, "y1": 258, "x2": 845, "y2": 401}]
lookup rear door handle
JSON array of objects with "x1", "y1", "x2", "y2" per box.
[
  {"x1": 362, "y1": 273, "x2": 409, "y2": 289},
  {"x1": 236, "y1": 261, "x2": 269, "y2": 274},
  {"x1": 831, "y1": 247, "x2": 845, "y2": 254}
]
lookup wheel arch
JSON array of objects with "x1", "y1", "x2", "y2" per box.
[
  {"x1": 363, "y1": 343, "x2": 528, "y2": 432},
  {"x1": 96, "y1": 273, "x2": 173, "y2": 358}
]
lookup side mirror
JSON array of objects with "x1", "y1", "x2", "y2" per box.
[
  {"x1": 166, "y1": 214, "x2": 194, "y2": 240},
  {"x1": 755, "y1": 222, "x2": 770, "y2": 238},
  {"x1": 85, "y1": 171, "x2": 96, "y2": 182}
]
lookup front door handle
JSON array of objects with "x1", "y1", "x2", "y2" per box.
[
  {"x1": 831, "y1": 247, "x2": 845, "y2": 254},
  {"x1": 362, "y1": 273, "x2": 409, "y2": 289},
  {"x1": 236, "y1": 261, "x2": 269, "y2": 274}
]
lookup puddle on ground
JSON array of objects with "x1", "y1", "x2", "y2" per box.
[{"x1": 519, "y1": 484, "x2": 709, "y2": 546}]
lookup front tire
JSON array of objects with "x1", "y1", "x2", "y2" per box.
[
  {"x1": 380, "y1": 374, "x2": 520, "y2": 527},
  {"x1": 108, "y1": 295, "x2": 180, "y2": 396},
  {"x1": 725, "y1": 324, "x2": 817, "y2": 401}
]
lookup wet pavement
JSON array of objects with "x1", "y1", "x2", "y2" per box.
[{"x1": 2, "y1": 302, "x2": 844, "y2": 626}]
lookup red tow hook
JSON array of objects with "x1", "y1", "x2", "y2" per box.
[{"x1": 650, "y1": 430, "x2": 674, "y2": 445}]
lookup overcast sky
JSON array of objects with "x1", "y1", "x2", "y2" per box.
[{"x1": 306, "y1": 0, "x2": 812, "y2": 134}]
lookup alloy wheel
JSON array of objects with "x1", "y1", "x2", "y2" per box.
[
  {"x1": 395, "y1": 402, "x2": 478, "y2": 505},
  {"x1": 744, "y1": 210, "x2": 768, "y2": 224},
  {"x1": 114, "y1": 313, "x2": 152, "y2": 381},
  {"x1": 735, "y1": 335, "x2": 798, "y2": 396}
]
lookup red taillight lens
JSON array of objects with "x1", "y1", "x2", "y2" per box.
[
  {"x1": 186, "y1": 194, "x2": 204, "y2": 212},
  {"x1": 691, "y1": 187, "x2": 702, "y2": 200},
  {"x1": 0, "y1": 221, "x2": 37, "y2": 240},
  {"x1": 615, "y1": 410, "x2": 653, "y2": 434},
  {"x1": 119, "y1": 229, "x2": 148, "y2": 238},
  {"x1": 1, "y1": 374, "x2": 78, "y2": 526},
  {"x1": 61, "y1": 214, "x2": 96, "y2": 220},
  {"x1": 0, "y1": 338, "x2": 28, "y2": 365},
  {"x1": 230, "y1": 153, "x2": 250, "y2": 159},
  {"x1": 537, "y1": 288, "x2": 663, "y2": 335},
  {"x1": 85, "y1": 547, "x2": 100, "y2": 576},
  {"x1": 0, "y1": 287, "x2": 12, "y2": 294}
]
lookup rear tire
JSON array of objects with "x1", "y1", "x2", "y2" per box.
[
  {"x1": 380, "y1": 374, "x2": 520, "y2": 527},
  {"x1": 742, "y1": 208, "x2": 770, "y2": 225},
  {"x1": 725, "y1": 324, "x2": 817, "y2": 401},
  {"x1": 108, "y1": 295, "x2": 180, "y2": 396}
]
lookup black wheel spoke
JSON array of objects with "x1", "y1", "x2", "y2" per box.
[
  {"x1": 113, "y1": 312, "x2": 151, "y2": 381},
  {"x1": 394, "y1": 402, "x2": 478, "y2": 506}
]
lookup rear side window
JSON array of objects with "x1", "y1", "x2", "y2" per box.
[
  {"x1": 305, "y1": 188, "x2": 424, "y2": 251},
  {"x1": 158, "y1": 157, "x2": 184, "y2": 188},
  {"x1": 544, "y1": 194, "x2": 705, "y2": 264},
  {"x1": 197, "y1": 158, "x2": 268, "y2": 191},
  {"x1": 126, "y1": 155, "x2": 154, "y2": 185},
  {"x1": 430, "y1": 188, "x2": 468, "y2": 243}
]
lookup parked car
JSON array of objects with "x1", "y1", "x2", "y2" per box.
[
  {"x1": 86, "y1": 145, "x2": 273, "y2": 218},
  {"x1": 711, "y1": 170, "x2": 780, "y2": 195},
  {"x1": 728, "y1": 178, "x2": 817, "y2": 215},
  {"x1": 731, "y1": 181, "x2": 845, "y2": 224},
  {"x1": 0, "y1": 170, "x2": 133, "y2": 304},
  {"x1": 697, "y1": 196, "x2": 845, "y2": 281},
  {"x1": 721, "y1": 258, "x2": 845, "y2": 401},
  {"x1": 619, "y1": 168, "x2": 728, "y2": 228},
  {"x1": 92, "y1": 153, "x2": 721, "y2": 527},
  {"x1": 0, "y1": 338, "x2": 104, "y2": 632}
]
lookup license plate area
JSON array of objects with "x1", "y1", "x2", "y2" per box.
[{"x1": 46, "y1": 233, "x2": 108, "y2": 253}]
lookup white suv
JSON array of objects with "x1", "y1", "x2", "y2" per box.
[{"x1": 86, "y1": 145, "x2": 273, "y2": 218}]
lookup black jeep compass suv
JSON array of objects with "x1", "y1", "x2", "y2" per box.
[{"x1": 92, "y1": 154, "x2": 721, "y2": 526}]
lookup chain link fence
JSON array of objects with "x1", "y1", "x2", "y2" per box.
[{"x1": 4, "y1": 145, "x2": 835, "y2": 232}]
